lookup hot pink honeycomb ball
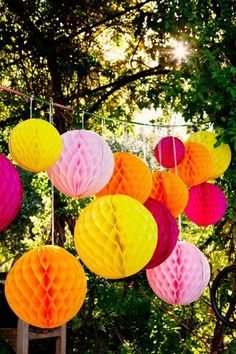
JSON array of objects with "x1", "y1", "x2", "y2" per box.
[
  {"x1": 154, "y1": 136, "x2": 185, "y2": 168},
  {"x1": 144, "y1": 198, "x2": 179, "y2": 268},
  {"x1": 146, "y1": 241, "x2": 210, "y2": 305},
  {"x1": 184, "y1": 182, "x2": 227, "y2": 226},
  {"x1": 0, "y1": 153, "x2": 23, "y2": 232},
  {"x1": 47, "y1": 130, "x2": 114, "y2": 198}
]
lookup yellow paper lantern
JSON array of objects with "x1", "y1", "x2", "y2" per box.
[
  {"x1": 74, "y1": 195, "x2": 157, "y2": 279},
  {"x1": 186, "y1": 131, "x2": 231, "y2": 179},
  {"x1": 9, "y1": 118, "x2": 62, "y2": 172},
  {"x1": 96, "y1": 152, "x2": 153, "y2": 203},
  {"x1": 171, "y1": 142, "x2": 213, "y2": 186},
  {"x1": 150, "y1": 171, "x2": 189, "y2": 218},
  {"x1": 5, "y1": 246, "x2": 87, "y2": 328}
]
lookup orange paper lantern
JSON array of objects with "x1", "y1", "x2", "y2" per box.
[
  {"x1": 96, "y1": 152, "x2": 152, "y2": 203},
  {"x1": 150, "y1": 171, "x2": 188, "y2": 218},
  {"x1": 5, "y1": 246, "x2": 87, "y2": 328},
  {"x1": 171, "y1": 142, "x2": 213, "y2": 186}
]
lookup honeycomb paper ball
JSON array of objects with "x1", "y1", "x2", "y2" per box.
[
  {"x1": 150, "y1": 171, "x2": 189, "y2": 217},
  {"x1": 9, "y1": 118, "x2": 62, "y2": 172},
  {"x1": 186, "y1": 131, "x2": 232, "y2": 179},
  {"x1": 146, "y1": 241, "x2": 210, "y2": 305},
  {"x1": 5, "y1": 245, "x2": 87, "y2": 328},
  {"x1": 154, "y1": 136, "x2": 185, "y2": 168},
  {"x1": 96, "y1": 152, "x2": 153, "y2": 203},
  {"x1": 144, "y1": 198, "x2": 179, "y2": 269},
  {"x1": 47, "y1": 130, "x2": 114, "y2": 198},
  {"x1": 171, "y1": 142, "x2": 213, "y2": 186},
  {"x1": 184, "y1": 182, "x2": 227, "y2": 226},
  {"x1": 74, "y1": 194, "x2": 157, "y2": 279},
  {"x1": 0, "y1": 153, "x2": 23, "y2": 232}
]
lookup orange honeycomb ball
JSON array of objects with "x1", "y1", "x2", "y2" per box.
[
  {"x1": 5, "y1": 246, "x2": 87, "y2": 328},
  {"x1": 150, "y1": 171, "x2": 189, "y2": 218},
  {"x1": 96, "y1": 152, "x2": 152, "y2": 203},
  {"x1": 171, "y1": 142, "x2": 213, "y2": 186}
]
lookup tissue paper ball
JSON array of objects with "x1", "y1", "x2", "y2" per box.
[
  {"x1": 154, "y1": 136, "x2": 185, "y2": 168},
  {"x1": 150, "y1": 171, "x2": 188, "y2": 217},
  {"x1": 146, "y1": 241, "x2": 210, "y2": 305},
  {"x1": 9, "y1": 118, "x2": 62, "y2": 172},
  {"x1": 186, "y1": 131, "x2": 231, "y2": 179},
  {"x1": 47, "y1": 130, "x2": 114, "y2": 198},
  {"x1": 171, "y1": 142, "x2": 213, "y2": 186},
  {"x1": 5, "y1": 245, "x2": 87, "y2": 328},
  {"x1": 96, "y1": 152, "x2": 152, "y2": 203},
  {"x1": 0, "y1": 154, "x2": 23, "y2": 232},
  {"x1": 184, "y1": 182, "x2": 227, "y2": 226},
  {"x1": 74, "y1": 194, "x2": 157, "y2": 279},
  {"x1": 144, "y1": 198, "x2": 179, "y2": 268}
]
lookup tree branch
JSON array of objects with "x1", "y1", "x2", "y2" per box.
[
  {"x1": 87, "y1": 66, "x2": 170, "y2": 113},
  {"x1": 77, "y1": 0, "x2": 154, "y2": 35}
]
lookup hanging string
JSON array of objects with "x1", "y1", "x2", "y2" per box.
[
  {"x1": 170, "y1": 117, "x2": 183, "y2": 239},
  {"x1": 81, "y1": 112, "x2": 85, "y2": 129},
  {"x1": 49, "y1": 103, "x2": 55, "y2": 246},
  {"x1": 29, "y1": 97, "x2": 33, "y2": 118}
]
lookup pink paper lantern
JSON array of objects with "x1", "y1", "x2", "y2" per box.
[
  {"x1": 0, "y1": 154, "x2": 23, "y2": 232},
  {"x1": 154, "y1": 136, "x2": 185, "y2": 168},
  {"x1": 47, "y1": 130, "x2": 114, "y2": 198},
  {"x1": 144, "y1": 198, "x2": 179, "y2": 268},
  {"x1": 146, "y1": 241, "x2": 210, "y2": 305},
  {"x1": 184, "y1": 183, "x2": 227, "y2": 226}
]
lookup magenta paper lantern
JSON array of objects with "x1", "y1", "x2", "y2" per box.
[
  {"x1": 47, "y1": 130, "x2": 114, "y2": 198},
  {"x1": 146, "y1": 241, "x2": 210, "y2": 305},
  {"x1": 0, "y1": 154, "x2": 23, "y2": 232},
  {"x1": 154, "y1": 136, "x2": 185, "y2": 168},
  {"x1": 184, "y1": 183, "x2": 227, "y2": 226},
  {"x1": 144, "y1": 198, "x2": 179, "y2": 268}
]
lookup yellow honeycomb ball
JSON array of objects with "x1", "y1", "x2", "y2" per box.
[
  {"x1": 186, "y1": 131, "x2": 231, "y2": 179},
  {"x1": 5, "y1": 246, "x2": 87, "y2": 328},
  {"x1": 74, "y1": 195, "x2": 157, "y2": 279},
  {"x1": 9, "y1": 118, "x2": 62, "y2": 172},
  {"x1": 171, "y1": 142, "x2": 213, "y2": 186}
]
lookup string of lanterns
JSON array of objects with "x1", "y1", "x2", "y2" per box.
[{"x1": 0, "y1": 88, "x2": 232, "y2": 329}]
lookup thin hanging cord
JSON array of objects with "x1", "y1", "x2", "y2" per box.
[
  {"x1": 171, "y1": 119, "x2": 183, "y2": 238},
  {"x1": 29, "y1": 97, "x2": 33, "y2": 118},
  {"x1": 49, "y1": 103, "x2": 55, "y2": 246},
  {"x1": 81, "y1": 112, "x2": 85, "y2": 129}
]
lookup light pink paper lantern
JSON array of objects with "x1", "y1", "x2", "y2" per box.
[
  {"x1": 184, "y1": 182, "x2": 227, "y2": 226},
  {"x1": 0, "y1": 153, "x2": 23, "y2": 232},
  {"x1": 47, "y1": 130, "x2": 114, "y2": 198},
  {"x1": 144, "y1": 198, "x2": 179, "y2": 268},
  {"x1": 154, "y1": 136, "x2": 185, "y2": 168},
  {"x1": 146, "y1": 241, "x2": 210, "y2": 305}
]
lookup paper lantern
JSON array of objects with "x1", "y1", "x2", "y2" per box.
[
  {"x1": 96, "y1": 152, "x2": 153, "y2": 203},
  {"x1": 171, "y1": 142, "x2": 213, "y2": 186},
  {"x1": 146, "y1": 241, "x2": 210, "y2": 305},
  {"x1": 184, "y1": 182, "x2": 227, "y2": 226},
  {"x1": 74, "y1": 195, "x2": 157, "y2": 279},
  {"x1": 154, "y1": 136, "x2": 185, "y2": 168},
  {"x1": 0, "y1": 153, "x2": 23, "y2": 232},
  {"x1": 186, "y1": 131, "x2": 231, "y2": 179},
  {"x1": 150, "y1": 171, "x2": 188, "y2": 218},
  {"x1": 144, "y1": 198, "x2": 179, "y2": 268},
  {"x1": 5, "y1": 245, "x2": 87, "y2": 328},
  {"x1": 47, "y1": 130, "x2": 114, "y2": 198},
  {"x1": 9, "y1": 118, "x2": 62, "y2": 172}
]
